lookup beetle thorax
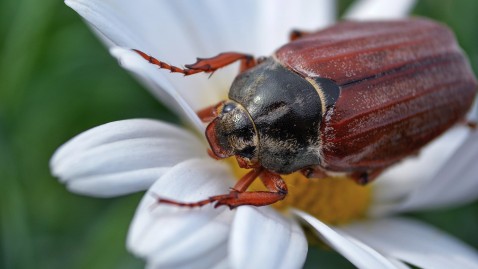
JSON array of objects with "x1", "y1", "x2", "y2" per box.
[{"x1": 228, "y1": 58, "x2": 324, "y2": 174}]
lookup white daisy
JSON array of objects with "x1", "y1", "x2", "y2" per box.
[{"x1": 51, "y1": 0, "x2": 478, "y2": 268}]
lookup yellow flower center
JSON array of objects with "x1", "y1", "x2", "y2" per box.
[{"x1": 227, "y1": 159, "x2": 372, "y2": 225}]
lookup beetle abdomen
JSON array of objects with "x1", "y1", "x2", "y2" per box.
[
  {"x1": 322, "y1": 52, "x2": 476, "y2": 171},
  {"x1": 276, "y1": 18, "x2": 477, "y2": 172}
]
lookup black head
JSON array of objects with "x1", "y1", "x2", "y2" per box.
[{"x1": 205, "y1": 100, "x2": 259, "y2": 163}]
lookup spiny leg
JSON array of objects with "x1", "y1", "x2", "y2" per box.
[
  {"x1": 154, "y1": 168, "x2": 263, "y2": 208},
  {"x1": 214, "y1": 170, "x2": 288, "y2": 209},
  {"x1": 132, "y1": 49, "x2": 258, "y2": 75},
  {"x1": 186, "y1": 52, "x2": 257, "y2": 73},
  {"x1": 154, "y1": 167, "x2": 288, "y2": 209}
]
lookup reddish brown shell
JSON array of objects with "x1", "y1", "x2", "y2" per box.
[{"x1": 275, "y1": 18, "x2": 477, "y2": 172}]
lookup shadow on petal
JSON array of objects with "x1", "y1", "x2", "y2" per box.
[
  {"x1": 293, "y1": 209, "x2": 397, "y2": 269},
  {"x1": 230, "y1": 207, "x2": 308, "y2": 269}
]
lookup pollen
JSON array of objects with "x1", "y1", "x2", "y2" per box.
[{"x1": 227, "y1": 159, "x2": 372, "y2": 225}]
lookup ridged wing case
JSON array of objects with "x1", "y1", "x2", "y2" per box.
[{"x1": 275, "y1": 19, "x2": 477, "y2": 172}]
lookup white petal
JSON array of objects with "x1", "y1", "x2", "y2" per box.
[
  {"x1": 67, "y1": 0, "x2": 335, "y2": 56},
  {"x1": 127, "y1": 158, "x2": 236, "y2": 269},
  {"x1": 398, "y1": 128, "x2": 478, "y2": 210},
  {"x1": 467, "y1": 97, "x2": 478, "y2": 122},
  {"x1": 344, "y1": 0, "x2": 416, "y2": 20},
  {"x1": 67, "y1": 0, "x2": 336, "y2": 130},
  {"x1": 340, "y1": 217, "x2": 478, "y2": 269},
  {"x1": 110, "y1": 47, "x2": 207, "y2": 131},
  {"x1": 381, "y1": 257, "x2": 410, "y2": 269},
  {"x1": 372, "y1": 126, "x2": 478, "y2": 215},
  {"x1": 230, "y1": 207, "x2": 307, "y2": 269},
  {"x1": 50, "y1": 119, "x2": 206, "y2": 197},
  {"x1": 293, "y1": 209, "x2": 398, "y2": 269},
  {"x1": 251, "y1": 0, "x2": 336, "y2": 55}
]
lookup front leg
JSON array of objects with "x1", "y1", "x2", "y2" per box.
[
  {"x1": 133, "y1": 49, "x2": 258, "y2": 75},
  {"x1": 154, "y1": 167, "x2": 288, "y2": 209},
  {"x1": 214, "y1": 169, "x2": 288, "y2": 209}
]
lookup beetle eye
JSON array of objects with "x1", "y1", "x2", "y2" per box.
[{"x1": 222, "y1": 103, "x2": 236, "y2": 113}]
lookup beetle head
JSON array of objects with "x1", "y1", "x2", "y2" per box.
[{"x1": 205, "y1": 100, "x2": 258, "y2": 164}]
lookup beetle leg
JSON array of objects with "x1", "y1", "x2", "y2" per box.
[
  {"x1": 214, "y1": 169, "x2": 288, "y2": 209},
  {"x1": 235, "y1": 156, "x2": 261, "y2": 169},
  {"x1": 132, "y1": 49, "x2": 202, "y2": 75},
  {"x1": 289, "y1": 29, "x2": 312, "y2": 41},
  {"x1": 197, "y1": 101, "x2": 225, "y2": 122},
  {"x1": 228, "y1": 167, "x2": 264, "y2": 192},
  {"x1": 153, "y1": 168, "x2": 263, "y2": 208},
  {"x1": 133, "y1": 49, "x2": 257, "y2": 75},
  {"x1": 153, "y1": 168, "x2": 288, "y2": 209},
  {"x1": 466, "y1": 121, "x2": 477, "y2": 129},
  {"x1": 186, "y1": 52, "x2": 257, "y2": 73}
]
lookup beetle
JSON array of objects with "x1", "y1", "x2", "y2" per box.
[{"x1": 133, "y1": 18, "x2": 477, "y2": 209}]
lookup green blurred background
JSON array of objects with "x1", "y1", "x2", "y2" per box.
[{"x1": 1, "y1": 0, "x2": 477, "y2": 268}]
